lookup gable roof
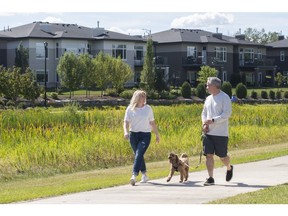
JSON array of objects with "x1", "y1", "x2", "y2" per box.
[
  {"x1": 151, "y1": 28, "x2": 262, "y2": 46},
  {"x1": 266, "y1": 39, "x2": 288, "y2": 48},
  {"x1": 0, "y1": 22, "x2": 146, "y2": 43}
]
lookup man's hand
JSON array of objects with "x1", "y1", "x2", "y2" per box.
[{"x1": 202, "y1": 124, "x2": 209, "y2": 134}]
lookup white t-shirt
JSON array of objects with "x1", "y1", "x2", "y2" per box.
[
  {"x1": 201, "y1": 90, "x2": 232, "y2": 137},
  {"x1": 124, "y1": 104, "x2": 155, "y2": 133}
]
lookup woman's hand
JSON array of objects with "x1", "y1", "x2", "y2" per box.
[{"x1": 124, "y1": 133, "x2": 129, "y2": 140}]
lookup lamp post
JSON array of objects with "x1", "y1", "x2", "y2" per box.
[
  {"x1": 142, "y1": 29, "x2": 151, "y2": 38},
  {"x1": 44, "y1": 42, "x2": 48, "y2": 107}
]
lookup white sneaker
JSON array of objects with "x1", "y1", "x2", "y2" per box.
[
  {"x1": 130, "y1": 175, "x2": 136, "y2": 186},
  {"x1": 140, "y1": 175, "x2": 149, "y2": 183}
]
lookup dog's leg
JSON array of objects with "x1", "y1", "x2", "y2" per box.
[
  {"x1": 179, "y1": 170, "x2": 184, "y2": 183},
  {"x1": 167, "y1": 169, "x2": 175, "y2": 182},
  {"x1": 184, "y1": 167, "x2": 189, "y2": 181}
]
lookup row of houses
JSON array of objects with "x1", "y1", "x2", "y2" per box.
[{"x1": 0, "y1": 21, "x2": 287, "y2": 88}]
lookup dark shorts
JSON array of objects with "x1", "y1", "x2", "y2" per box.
[{"x1": 202, "y1": 134, "x2": 228, "y2": 158}]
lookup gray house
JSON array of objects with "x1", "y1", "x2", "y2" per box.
[
  {"x1": 266, "y1": 36, "x2": 288, "y2": 85},
  {"x1": 0, "y1": 22, "x2": 147, "y2": 88},
  {"x1": 151, "y1": 28, "x2": 276, "y2": 87}
]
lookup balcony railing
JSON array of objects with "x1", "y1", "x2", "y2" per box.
[
  {"x1": 154, "y1": 56, "x2": 168, "y2": 65},
  {"x1": 239, "y1": 58, "x2": 275, "y2": 67},
  {"x1": 182, "y1": 56, "x2": 203, "y2": 66},
  {"x1": 134, "y1": 59, "x2": 144, "y2": 66}
]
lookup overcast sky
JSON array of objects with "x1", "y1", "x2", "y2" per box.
[{"x1": 1, "y1": 0, "x2": 288, "y2": 37}]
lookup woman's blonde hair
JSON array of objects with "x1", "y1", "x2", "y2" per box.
[{"x1": 129, "y1": 90, "x2": 147, "y2": 110}]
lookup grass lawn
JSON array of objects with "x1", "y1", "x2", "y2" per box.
[
  {"x1": 209, "y1": 183, "x2": 288, "y2": 204},
  {"x1": 0, "y1": 143, "x2": 287, "y2": 204}
]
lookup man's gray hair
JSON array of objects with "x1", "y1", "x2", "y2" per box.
[{"x1": 207, "y1": 77, "x2": 221, "y2": 89}]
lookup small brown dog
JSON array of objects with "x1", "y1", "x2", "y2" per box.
[{"x1": 167, "y1": 152, "x2": 189, "y2": 183}]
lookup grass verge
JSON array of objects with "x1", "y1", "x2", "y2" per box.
[
  {"x1": 209, "y1": 183, "x2": 288, "y2": 204},
  {"x1": 0, "y1": 143, "x2": 287, "y2": 204}
]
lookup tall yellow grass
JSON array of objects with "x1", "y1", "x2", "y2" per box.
[{"x1": 0, "y1": 104, "x2": 287, "y2": 180}]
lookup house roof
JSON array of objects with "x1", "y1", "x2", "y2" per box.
[
  {"x1": 151, "y1": 28, "x2": 262, "y2": 46},
  {"x1": 0, "y1": 22, "x2": 146, "y2": 42},
  {"x1": 266, "y1": 39, "x2": 288, "y2": 48}
]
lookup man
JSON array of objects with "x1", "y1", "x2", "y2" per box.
[{"x1": 201, "y1": 77, "x2": 233, "y2": 186}]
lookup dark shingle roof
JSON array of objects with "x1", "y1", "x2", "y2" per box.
[
  {"x1": 266, "y1": 39, "x2": 288, "y2": 48},
  {"x1": 151, "y1": 28, "x2": 262, "y2": 46},
  {"x1": 0, "y1": 22, "x2": 146, "y2": 42}
]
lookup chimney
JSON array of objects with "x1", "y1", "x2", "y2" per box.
[
  {"x1": 239, "y1": 28, "x2": 241, "y2": 34},
  {"x1": 278, "y1": 35, "x2": 285, "y2": 40},
  {"x1": 216, "y1": 27, "x2": 218, "y2": 33},
  {"x1": 212, "y1": 33, "x2": 222, "y2": 40},
  {"x1": 235, "y1": 34, "x2": 245, "y2": 40},
  {"x1": 97, "y1": 21, "x2": 99, "y2": 28}
]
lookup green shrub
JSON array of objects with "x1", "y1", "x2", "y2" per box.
[
  {"x1": 181, "y1": 81, "x2": 191, "y2": 98},
  {"x1": 170, "y1": 89, "x2": 180, "y2": 97},
  {"x1": 50, "y1": 92, "x2": 59, "y2": 100},
  {"x1": 261, "y1": 90, "x2": 268, "y2": 99},
  {"x1": 284, "y1": 91, "x2": 288, "y2": 99},
  {"x1": 119, "y1": 90, "x2": 134, "y2": 99},
  {"x1": 196, "y1": 83, "x2": 206, "y2": 99},
  {"x1": 191, "y1": 88, "x2": 197, "y2": 96},
  {"x1": 159, "y1": 91, "x2": 177, "y2": 99},
  {"x1": 235, "y1": 83, "x2": 247, "y2": 99},
  {"x1": 269, "y1": 90, "x2": 275, "y2": 99},
  {"x1": 6, "y1": 100, "x2": 15, "y2": 107},
  {"x1": 105, "y1": 88, "x2": 118, "y2": 97},
  {"x1": 17, "y1": 102, "x2": 27, "y2": 109},
  {"x1": 276, "y1": 91, "x2": 282, "y2": 99},
  {"x1": 147, "y1": 90, "x2": 159, "y2": 99},
  {"x1": 250, "y1": 90, "x2": 258, "y2": 99},
  {"x1": 221, "y1": 81, "x2": 232, "y2": 98}
]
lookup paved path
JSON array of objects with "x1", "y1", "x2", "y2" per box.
[{"x1": 25, "y1": 156, "x2": 288, "y2": 204}]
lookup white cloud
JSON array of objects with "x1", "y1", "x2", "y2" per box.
[
  {"x1": 108, "y1": 26, "x2": 145, "y2": 36},
  {"x1": 42, "y1": 16, "x2": 63, "y2": 23},
  {"x1": 170, "y1": 12, "x2": 234, "y2": 29},
  {"x1": 0, "y1": 12, "x2": 15, "y2": 16}
]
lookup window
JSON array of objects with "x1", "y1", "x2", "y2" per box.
[
  {"x1": 214, "y1": 47, "x2": 227, "y2": 62},
  {"x1": 187, "y1": 46, "x2": 197, "y2": 58},
  {"x1": 244, "y1": 48, "x2": 254, "y2": 63},
  {"x1": 56, "y1": 42, "x2": 59, "y2": 58},
  {"x1": 36, "y1": 71, "x2": 48, "y2": 83},
  {"x1": 36, "y1": 43, "x2": 48, "y2": 58},
  {"x1": 222, "y1": 71, "x2": 227, "y2": 81},
  {"x1": 134, "y1": 46, "x2": 143, "y2": 61},
  {"x1": 280, "y1": 51, "x2": 285, "y2": 61},
  {"x1": 257, "y1": 49, "x2": 262, "y2": 60},
  {"x1": 112, "y1": 44, "x2": 126, "y2": 59}
]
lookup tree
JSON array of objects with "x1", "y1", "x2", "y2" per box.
[
  {"x1": 111, "y1": 56, "x2": 133, "y2": 94},
  {"x1": 20, "y1": 68, "x2": 41, "y2": 106},
  {"x1": 244, "y1": 28, "x2": 280, "y2": 44},
  {"x1": 92, "y1": 51, "x2": 112, "y2": 97},
  {"x1": 197, "y1": 66, "x2": 217, "y2": 84},
  {"x1": 154, "y1": 68, "x2": 167, "y2": 93},
  {"x1": 2, "y1": 67, "x2": 22, "y2": 102},
  {"x1": 57, "y1": 52, "x2": 83, "y2": 98},
  {"x1": 15, "y1": 42, "x2": 29, "y2": 74},
  {"x1": 275, "y1": 72, "x2": 284, "y2": 90},
  {"x1": 79, "y1": 54, "x2": 95, "y2": 97},
  {"x1": 141, "y1": 38, "x2": 155, "y2": 91}
]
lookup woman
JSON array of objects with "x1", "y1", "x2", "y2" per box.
[{"x1": 123, "y1": 90, "x2": 160, "y2": 186}]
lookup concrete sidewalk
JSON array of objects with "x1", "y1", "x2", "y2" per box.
[{"x1": 25, "y1": 155, "x2": 288, "y2": 204}]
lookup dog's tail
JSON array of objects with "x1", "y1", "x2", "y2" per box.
[{"x1": 180, "y1": 153, "x2": 188, "y2": 158}]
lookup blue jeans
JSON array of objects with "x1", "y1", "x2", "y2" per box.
[{"x1": 129, "y1": 132, "x2": 151, "y2": 176}]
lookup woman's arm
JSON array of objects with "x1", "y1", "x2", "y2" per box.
[
  {"x1": 150, "y1": 120, "x2": 160, "y2": 143},
  {"x1": 123, "y1": 120, "x2": 130, "y2": 140}
]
